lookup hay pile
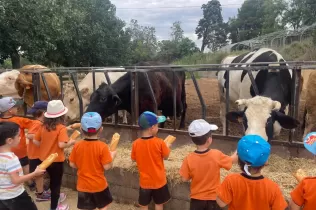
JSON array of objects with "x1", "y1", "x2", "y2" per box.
[{"x1": 65, "y1": 142, "x2": 316, "y2": 200}]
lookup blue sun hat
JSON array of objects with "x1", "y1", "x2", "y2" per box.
[
  {"x1": 81, "y1": 112, "x2": 102, "y2": 133},
  {"x1": 237, "y1": 135, "x2": 271, "y2": 175},
  {"x1": 138, "y1": 111, "x2": 166, "y2": 129},
  {"x1": 303, "y1": 132, "x2": 316, "y2": 155}
]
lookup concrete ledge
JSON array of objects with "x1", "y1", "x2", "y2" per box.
[{"x1": 62, "y1": 163, "x2": 191, "y2": 210}]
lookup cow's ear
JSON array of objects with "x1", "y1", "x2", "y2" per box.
[
  {"x1": 274, "y1": 111, "x2": 300, "y2": 129},
  {"x1": 80, "y1": 87, "x2": 89, "y2": 98},
  {"x1": 112, "y1": 95, "x2": 121, "y2": 106},
  {"x1": 226, "y1": 111, "x2": 244, "y2": 123},
  {"x1": 16, "y1": 76, "x2": 33, "y2": 89}
]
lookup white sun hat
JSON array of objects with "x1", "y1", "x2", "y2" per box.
[
  {"x1": 188, "y1": 119, "x2": 218, "y2": 137},
  {"x1": 44, "y1": 100, "x2": 68, "y2": 118}
]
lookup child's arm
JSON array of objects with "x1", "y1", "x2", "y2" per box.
[
  {"x1": 230, "y1": 150, "x2": 238, "y2": 164},
  {"x1": 58, "y1": 127, "x2": 76, "y2": 149},
  {"x1": 69, "y1": 162, "x2": 77, "y2": 169},
  {"x1": 58, "y1": 140, "x2": 76, "y2": 149},
  {"x1": 288, "y1": 200, "x2": 300, "y2": 210},
  {"x1": 103, "y1": 149, "x2": 117, "y2": 171},
  {"x1": 216, "y1": 197, "x2": 229, "y2": 209},
  {"x1": 162, "y1": 141, "x2": 171, "y2": 160},
  {"x1": 179, "y1": 157, "x2": 191, "y2": 182}
]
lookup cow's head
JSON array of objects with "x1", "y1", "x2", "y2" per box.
[
  {"x1": 85, "y1": 82, "x2": 122, "y2": 120},
  {"x1": 14, "y1": 65, "x2": 48, "y2": 92},
  {"x1": 226, "y1": 96, "x2": 300, "y2": 141},
  {"x1": 0, "y1": 70, "x2": 20, "y2": 97},
  {"x1": 63, "y1": 85, "x2": 91, "y2": 122}
]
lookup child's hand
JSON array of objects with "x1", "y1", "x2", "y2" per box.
[
  {"x1": 66, "y1": 125, "x2": 73, "y2": 130},
  {"x1": 34, "y1": 167, "x2": 46, "y2": 177},
  {"x1": 231, "y1": 151, "x2": 238, "y2": 163},
  {"x1": 69, "y1": 139, "x2": 76, "y2": 146},
  {"x1": 165, "y1": 142, "x2": 172, "y2": 148},
  {"x1": 111, "y1": 151, "x2": 117, "y2": 159}
]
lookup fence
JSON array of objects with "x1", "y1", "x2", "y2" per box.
[{"x1": 2, "y1": 62, "x2": 316, "y2": 148}]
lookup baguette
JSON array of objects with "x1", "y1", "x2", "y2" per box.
[
  {"x1": 70, "y1": 130, "x2": 81, "y2": 140},
  {"x1": 70, "y1": 123, "x2": 81, "y2": 129},
  {"x1": 109, "y1": 133, "x2": 120, "y2": 151},
  {"x1": 164, "y1": 135, "x2": 176, "y2": 144},
  {"x1": 293, "y1": 169, "x2": 307, "y2": 182},
  {"x1": 39, "y1": 153, "x2": 58, "y2": 169}
]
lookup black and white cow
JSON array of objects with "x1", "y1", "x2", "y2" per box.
[
  {"x1": 86, "y1": 61, "x2": 187, "y2": 129},
  {"x1": 217, "y1": 48, "x2": 300, "y2": 141}
]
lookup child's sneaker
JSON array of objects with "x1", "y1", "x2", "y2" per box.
[
  {"x1": 36, "y1": 191, "x2": 51, "y2": 202},
  {"x1": 56, "y1": 204, "x2": 69, "y2": 210},
  {"x1": 58, "y1": 193, "x2": 67, "y2": 203}
]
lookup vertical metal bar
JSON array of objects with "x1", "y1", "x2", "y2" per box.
[
  {"x1": 173, "y1": 72, "x2": 177, "y2": 130},
  {"x1": 104, "y1": 72, "x2": 111, "y2": 85},
  {"x1": 189, "y1": 71, "x2": 206, "y2": 119},
  {"x1": 59, "y1": 74, "x2": 64, "y2": 100},
  {"x1": 247, "y1": 69, "x2": 259, "y2": 95},
  {"x1": 225, "y1": 70, "x2": 230, "y2": 136},
  {"x1": 289, "y1": 67, "x2": 301, "y2": 143},
  {"x1": 92, "y1": 69, "x2": 96, "y2": 92},
  {"x1": 70, "y1": 73, "x2": 83, "y2": 119},
  {"x1": 32, "y1": 73, "x2": 41, "y2": 102},
  {"x1": 41, "y1": 73, "x2": 52, "y2": 100},
  {"x1": 130, "y1": 71, "x2": 136, "y2": 125},
  {"x1": 144, "y1": 72, "x2": 157, "y2": 113},
  {"x1": 134, "y1": 72, "x2": 139, "y2": 125}
]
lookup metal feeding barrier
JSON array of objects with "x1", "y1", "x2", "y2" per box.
[{"x1": 2, "y1": 61, "x2": 316, "y2": 148}]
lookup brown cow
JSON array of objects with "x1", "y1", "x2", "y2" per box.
[
  {"x1": 15, "y1": 65, "x2": 61, "y2": 107},
  {"x1": 302, "y1": 71, "x2": 316, "y2": 139}
]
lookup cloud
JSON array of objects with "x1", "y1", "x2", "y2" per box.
[{"x1": 111, "y1": 0, "x2": 244, "y2": 50}]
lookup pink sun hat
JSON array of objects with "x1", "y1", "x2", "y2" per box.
[{"x1": 44, "y1": 100, "x2": 68, "y2": 118}]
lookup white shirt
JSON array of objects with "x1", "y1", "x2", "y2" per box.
[{"x1": 0, "y1": 152, "x2": 25, "y2": 200}]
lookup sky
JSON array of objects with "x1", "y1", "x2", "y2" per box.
[{"x1": 111, "y1": 0, "x2": 245, "y2": 50}]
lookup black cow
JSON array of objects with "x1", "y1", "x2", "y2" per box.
[
  {"x1": 217, "y1": 48, "x2": 300, "y2": 141},
  {"x1": 86, "y1": 61, "x2": 187, "y2": 129}
]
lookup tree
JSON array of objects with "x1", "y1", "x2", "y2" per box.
[
  {"x1": 126, "y1": 19, "x2": 158, "y2": 64},
  {"x1": 157, "y1": 21, "x2": 199, "y2": 62},
  {"x1": 283, "y1": 0, "x2": 306, "y2": 30},
  {"x1": 195, "y1": 0, "x2": 227, "y2": 52},
  {"x1": 262, "y1": 0, "x2": 286, "y2": 34}
]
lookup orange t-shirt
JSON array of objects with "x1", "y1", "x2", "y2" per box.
[
  {"x1": 34, "y1": 124, "x2": 68, "y2": 162},
  {"x1": 131, "y1": 136, "x2": 170, "y2": 189},
  {"x1": 218, "y1": 173, "x2": 288, "y2": 210},
  {"x1": 0, "y1": 117, "x2": 33, "y2": 159},
  {"x1": 290, "y1": 177, "x2": 316, "y2": 210},
  {"x1": 179, "y1": 149, "x2": 233, "y2": 200},
  {"x1": 27, "y1": 120, "x2": 43, "y2": 160},
  {"x1": 69, "y1": 139, "x2": 112, "y2": 193}
]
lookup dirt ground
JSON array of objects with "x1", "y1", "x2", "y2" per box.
[{"x1": 28, "y1": 187, "x2": 137, "y2": 210}]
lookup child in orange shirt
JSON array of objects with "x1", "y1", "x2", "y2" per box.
[
  {"x1": 69, "y1": 112, "x2": 117, "y2": 210},
  {"x1": 34, "y1": 100, "x2": 76, "y2": 210},
  {"x1": 179, "y1": 119, "x2": 238, "y2": 210},
  {"x1": 288, "y1": 133, "x2": 316, "y2": 210},
  {"x1": 216, "y1": 135, "x2": 288, "y2": 210},
  {"x1": 26, "y1": 101, "x2": 51, "y2": 202},
  {"x1": 0, "y1": 97, "x2": 34, "y2": 188},
  {"x1": 131, "y1": 111, "x2": 171, "y2": 210}
]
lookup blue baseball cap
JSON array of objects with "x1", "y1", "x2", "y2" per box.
[
  {"x1": 138, "y1": 111, "x2": 166, "y2": 129},
  {"x1": 27, "y1": 101, "x2": 48, "y2": 114},
  {"x1": 303, "y1": 132, "x2": 316, "y2": 155},
  {"x1": 81, "y1": 112, "x2": 102, "y2": 133},
  {"x1": 237, "y1": 135, "x2": 271, "y2": 167}
]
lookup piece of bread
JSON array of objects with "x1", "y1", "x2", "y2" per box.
[
  {"x1": 70, "y1": 123, "x2": 81, "y2": 129},
  {"x1": 70, "y1": 130, "x2": 81, "y2": 140},
  {"x1": 293, "y1": 168, "x2": 307, "y2": 182},
  {"x1": 164, "y1": 135, "x2": 176, "y2": 144},
  {"x1": 109, "y1": 133, "x2": 120, "y2": 151},
  {"x1": 39, "y1": 153, "x2": 58, "y2": 170}
]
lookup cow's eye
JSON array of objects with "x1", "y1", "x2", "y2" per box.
[
  {"x1": 100, "y1": 97, "x2": 106, "y2": 102},
  {"x1": 70, "y1": 98, "x2": 74, "y2": 102}
]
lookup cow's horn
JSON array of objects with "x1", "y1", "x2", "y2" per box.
[{"x1": 272, "y1": 101, "x2": 281, "y2": 111}]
